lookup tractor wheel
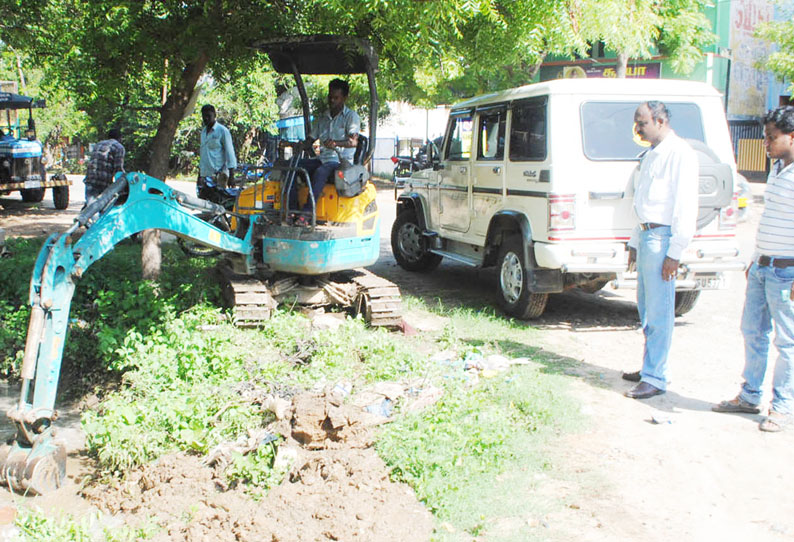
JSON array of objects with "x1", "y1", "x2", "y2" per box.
[
  {"x1": 53, "y1": 185, "x2": 69, "y2": 210},
  {"x1": 21, "y1": 188, "x2": 45, "y2": 203}
]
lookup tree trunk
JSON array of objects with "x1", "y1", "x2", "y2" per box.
[
  {"x1": 525, "y1": 53, "x2": 547, "y2": 81},
  {"x1": 616, "y1": 52, "x2": 628, "y2": 78},
  {"x1": 241, "y1": 126, "x2": 257, "y2": 162},
  {"x1": 141, "y1": 51, "x2": 209, "y2": 280}
]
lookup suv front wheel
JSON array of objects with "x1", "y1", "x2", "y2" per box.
[
  {"x1": 391, "y1": 208, "x2": 442, "y2": 272},
  {"x1": 497, "y1": 236, "x2": 548, "y2": 319}
]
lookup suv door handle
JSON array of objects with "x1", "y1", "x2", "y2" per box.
[
  {"x1": 589, "y1": 191, "x2": 625, "y2": 200},
  {"x1": 492, "y1": 166, "x2": 501, "y2": 174}
]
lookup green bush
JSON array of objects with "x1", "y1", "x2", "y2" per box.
[{"x1": 0, "y1": 238, "x2": 221, "y2": 380}]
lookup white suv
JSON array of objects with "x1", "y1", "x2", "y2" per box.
[{"x1": 391, "y1": 78, "x2": 744, "y2": 319}]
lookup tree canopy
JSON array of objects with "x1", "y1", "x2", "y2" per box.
[
  {"x1": 1, "y1": 0, "x2": 720, "y2": 276},
  {"x1": 757, "y1": 4, "x2": 794, "y2": 95}
]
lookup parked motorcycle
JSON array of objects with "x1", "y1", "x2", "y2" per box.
[{"x1": 390, "y1": 138, "x2": 440, "y2": 185}]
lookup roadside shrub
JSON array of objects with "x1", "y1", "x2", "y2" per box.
[
  {"x1": 0, "y1": 237, "x2": 221, "y2": 381},
  {"x1": 83, "y1": 309, "x2": 271, "y2": 473}
]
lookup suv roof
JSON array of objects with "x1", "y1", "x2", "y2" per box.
[{"x1": 451, "y1": 78, "x2": 724, "y2": 111}]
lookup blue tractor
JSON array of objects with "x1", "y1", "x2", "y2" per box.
[{"x1": 0, "y1": 92, "x2": 70, "y2": 209}]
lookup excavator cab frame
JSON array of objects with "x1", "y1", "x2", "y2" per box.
[{"x1": 252, "y1": 35, "x2": 378, "y2": 223}]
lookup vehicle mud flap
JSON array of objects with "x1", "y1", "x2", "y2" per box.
[{"x1": 527, "y1": 267, "x2": 564, "y2": 294}]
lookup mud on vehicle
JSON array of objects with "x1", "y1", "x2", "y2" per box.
[{"x1": 392, "y1": 78, "x2": 744, "y2": 319}]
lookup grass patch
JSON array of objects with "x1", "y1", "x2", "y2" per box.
[
  {"x1": 2, "y1": 235, "x2": 585, "y2": 535},
  {"x1": 376, "y1": 357, "x2": 581, "y2": 540},
  {"x1": 15, "y1": 508, "x2": 155, "y2": 541},
  {"x1": 0, "y1": 238, "x2": 221, "y2": 395}
]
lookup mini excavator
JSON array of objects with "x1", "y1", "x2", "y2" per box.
[{"x1": 1, "y1": 35, "x2": 401, "y2": 494}]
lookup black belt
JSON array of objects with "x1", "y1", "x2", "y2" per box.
[
  {"x1": 639, "y1": 222, "x2": 667, "y2": 231},
  {"x1": 757, "y1": 255, "x2": 794, "y2": 268}
]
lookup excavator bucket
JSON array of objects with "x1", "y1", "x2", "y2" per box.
[{"x1": 0, "y1": 435, "x2": 66, "y2": 495}]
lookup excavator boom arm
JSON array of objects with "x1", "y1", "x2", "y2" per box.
[{"x1": 3, "y1": 172, "x2": 257, "y2": 494}]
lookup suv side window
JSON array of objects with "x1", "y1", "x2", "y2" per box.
[
  {"x1": 509, "y1": 97, "x2": 547, "y2": 162},
  {"x1": 445, "y1": 113, "x2": 474, "y2": 161},
  {"x1": 477, "y1": 109, "x2": 506, "y2": 160}
]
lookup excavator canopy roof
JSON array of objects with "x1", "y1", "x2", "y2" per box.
[{"x1": 253, "y1": 35, "x2": 377, "y2": 75}]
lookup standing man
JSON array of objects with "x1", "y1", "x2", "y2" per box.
[
  {"x1": 285, "y1": 78, "x2": 360, "y2": 224},
  {"x1": 199, "y1": 104, "x2": 237, "y2": 197},
  {"x1": 712, "y1": 106, "x2": 794, "y2": 432},
  {"x1": 84, "y1": 128, "x2": 125, "y2": 205},
  {"x1": 622, "y1": 101, "x2": 699, "y2": 399}
]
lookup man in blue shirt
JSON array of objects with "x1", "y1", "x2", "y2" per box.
[
  {"x1": 285, "y1": 79, "x2": 361, "y2": 224},
  {"x1": 199, "y1": 104, "x2": 237, "y2": 196}
]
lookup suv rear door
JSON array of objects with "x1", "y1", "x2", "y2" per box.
[
  {"x1": 471, "y1": 105, "x2": 507, "y2": 237},
  {"x1": 438, "y1": 110, "x2": 473, "y2": 233}
]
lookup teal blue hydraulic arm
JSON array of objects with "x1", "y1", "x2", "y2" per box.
[{"x1": 2, "y1": 172, "x2": 257, "y2": 494}]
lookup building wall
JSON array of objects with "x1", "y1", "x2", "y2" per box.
[{"x1": 727, "y1": 0, "x2": 776, "y2": 119}]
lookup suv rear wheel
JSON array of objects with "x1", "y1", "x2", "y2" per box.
[
  {"x1": 674, "y1": 290, "x2": 700, "y2": 316},
  {"x1": 391, "y1": 208, "x2": 442, "y2": 272},
  {"x1": 497, "y1": 236, "x2": 548, "y2": 319}
]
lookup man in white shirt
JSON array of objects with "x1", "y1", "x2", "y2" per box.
[
  {"x1": 284, "y1": 78, "x2": 360, "y2": 225},
  {"x1": 198, "y1": 104, "x2": 237, "y2": 197},
  {"x1": 712, "y1": 106, "x2": 794, "y2": 431},
  {"x1": 623, "y1": 101, "x2": 699, "y2": 399}
]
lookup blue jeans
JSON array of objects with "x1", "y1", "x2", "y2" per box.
[
  {"x1": 739, "y1": 262, "x2": 794, "y2": 414},
  {"x1": 636, "y1": 226, "x2": 675, "y2": 390},
  {"x1": 288, "y1": 158, "x2": 339, "y2": 212}
]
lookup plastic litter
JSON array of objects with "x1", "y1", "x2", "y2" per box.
[
  {"x1": 364, "y1": 398, "x2": 394, "y2": 417},
  {"x1": 332, "y1": 381, "x2": 352, "y2": 398}
]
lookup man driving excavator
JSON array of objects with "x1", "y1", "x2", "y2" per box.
[{"x1": 283, "y1": 78, "x2": 360, "y2": 225}]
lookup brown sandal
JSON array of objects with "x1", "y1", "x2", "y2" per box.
[{"x1": 711, "y1": 396, "x2": 760, "y2": 414}]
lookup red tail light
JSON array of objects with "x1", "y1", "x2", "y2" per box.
[
  {"x1": 391, "y1": 156, "x2": 399, "y2": 164},
  {"x1": 719, "y1": 193, "x2": 738, "y2": 230},
  {"x1": 548, "y1": 194, "x2": 576, "y2": 231}
]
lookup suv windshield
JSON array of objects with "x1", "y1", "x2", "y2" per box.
[{"x1": 581, "y1": 101, "x2": 705, "y2": 161}]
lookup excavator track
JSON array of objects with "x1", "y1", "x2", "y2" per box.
[
  {"x1": 219, "y1": 266, "x2": 402, "y2": 328},
  {"x1": 348, "y1": 269, "x2": 403, "y2": 328}
]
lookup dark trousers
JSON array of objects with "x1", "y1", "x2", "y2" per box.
[{"x1": 288, "y1": 158, "x2": 339, "y2": 212}]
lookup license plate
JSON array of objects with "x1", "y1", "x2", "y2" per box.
[
  {"x1": 695, "y1": 276, "x2": 724, "y2": 290},
  {"x1": 24, "y1": 180, "x2": 40, "y2": 189}
]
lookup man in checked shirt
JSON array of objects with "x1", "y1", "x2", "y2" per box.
[
  {"x1": 713, "y1": 106, "x2": 794, "y2": 432},
  {"x1": 84, "y1": 128, "x2": 125, "y2": 205}
]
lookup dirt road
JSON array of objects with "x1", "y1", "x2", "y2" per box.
[
  {"x1": 1, "y1": 179, "x2": 792, "y2": 541},
  {"x1": 371, "y1": 183, "x2": 794, "y2": 542}
]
